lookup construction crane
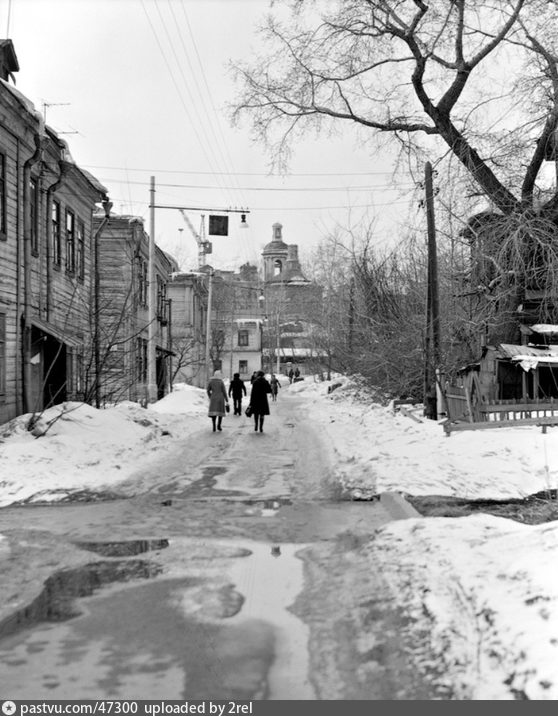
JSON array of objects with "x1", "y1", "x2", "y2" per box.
[{"x1": 179, "y1": 210, "x2": 212, "y2": 269}]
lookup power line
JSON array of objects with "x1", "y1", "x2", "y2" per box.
[
  {"x1": 82, "y1": 163, "x2": 403, "y2": 177},
  {"x1": 93, "y1": 177, "x2": 416, "y2": 192}
]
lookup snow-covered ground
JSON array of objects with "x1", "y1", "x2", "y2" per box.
[{"x1": 2, "y1": 375, "x2": 558, "y2": 698}]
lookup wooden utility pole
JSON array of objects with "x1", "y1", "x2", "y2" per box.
[{"x1": 424, "y1": 162, "x2": 441, "y2": 418}]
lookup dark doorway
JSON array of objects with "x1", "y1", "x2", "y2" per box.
[
  {"x1": 43, "y1": 334, "x2": 67, "y2": 407},
  {"x1": 156, "y1": 353, "x2": 166, "y2": 401}
]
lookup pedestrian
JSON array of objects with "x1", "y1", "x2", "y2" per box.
[
  {"x1": 249, "y1": 370, "x2": 272, "y2": 433},
  {"x1": 207, "y1": 369, "x2": 229, "y2": 432},
  {"x1": 288, "y1": 368, "x2": 294, "y2": 384},
  {"x1": 294, "y1": 367, "x2": 300, "y2": 380},
  {"x1": 228, "y1": 372, "x2": 247, "y2": 415},
  {"x1": 270, "y1": 373, "x2": 281, "y2": 402},
  {"x1": 250, "y1": 371, "x2": 258, "y2": 384}
]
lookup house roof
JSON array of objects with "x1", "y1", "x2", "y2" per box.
[
  {"x1": 498, "y1": 343, "x2": 558, "y2": 368},
  {"x1": 499, "y1": 344, "x2": 558, "y2": 359}
]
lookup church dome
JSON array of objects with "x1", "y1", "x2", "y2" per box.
[{"x1": 263, "y1": 222, "x2": 288, "y2": 253}]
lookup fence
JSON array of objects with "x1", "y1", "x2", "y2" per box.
[{"x1": 442, "y1": 394, "x2": 558, "y2": 436}]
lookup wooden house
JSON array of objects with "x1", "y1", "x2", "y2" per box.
[
  {"x1": 0, "y1": 41, "x2": 108, "y2": 424},
  {"x1": 93, "y1": 214, "x2": 178, "y2": 404}
]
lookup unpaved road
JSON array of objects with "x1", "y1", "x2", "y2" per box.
[{"x1": 0, "y1": 391, "x2": 446, "y2": 700}]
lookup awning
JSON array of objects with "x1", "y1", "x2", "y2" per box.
[
  {"x1": 30, "y1": 318, "x2": 82, "y2": 348},
  {"x1": 274, "y1": 347, "x2": 328, "y2": 358}
]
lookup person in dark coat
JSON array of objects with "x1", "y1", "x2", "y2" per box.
[
  {"x1": 250, "y1": 371, "x2": 258, "y2": 384},
  {"x1": 207, "y1": 369, "x2": 229, "y2": 432},
  {"x1": 228, "y1": 372, "x2": 247, "y2": 415},
  {"x1": 249, "y1": 370, "x2": 272, "y2": 432}
]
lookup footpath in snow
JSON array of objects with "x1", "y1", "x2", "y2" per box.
[{"x1": 2, "y1": 375, "x2": 558, "y2": 698}]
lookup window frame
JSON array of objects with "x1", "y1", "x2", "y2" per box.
[
  {"x1": 76, "y1": 219, "x2": 85, "y2": 280},
  {"x1": 238, "y1": 329, "x2": 249, "y2": 347},
  {"x1": 51, "y1": 199, "x2": 61, "y2": 267},
  {"x1": 65, "y1": 209, "x2": 75, "y2": 274},
  {"x1": 30, "y1": 177, "x2": 39, "y2": 256}
]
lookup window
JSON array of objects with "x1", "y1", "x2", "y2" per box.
[
  {"x1": 238, "y1": 330, "x2": 249, "y2": 347},
  {"x1": 30, "y1": 177, "x2": 39, "y2": 255},
  {"x1": 137, "y1": 257, "x2": 147, "y2": 306},
  {"x1": 0, "y1": 313, "x2": 5, "y2": 396},
  {"x1": 157, "y1": 276, "x2": 167, "y2": 320},
  {"x1": 51, "y1": 200, "x2": 61, "y2": 266},
  {"x1": 0, "y1": 153, "x2": 6, "y2": 240},
  {"x1": 137, "y1": 338, "x2": 147, "y2": 382},
  {"x1": 76, "y1": 220, "x2": 85, "y2": 279},
  {"x1": 239, "y1": 360, "x2": 248, "y2": 374},
  {"x1": 65, "y1": 210, "x2": 75, "y2": 273}
]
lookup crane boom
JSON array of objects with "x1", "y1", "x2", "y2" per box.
[{"x1": 179, "y1": 210, "x2": 212, "y2": 268}]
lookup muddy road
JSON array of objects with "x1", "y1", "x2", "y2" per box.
[{"x1": 0, "y1": 392, "x2": 445, "y2": 700}]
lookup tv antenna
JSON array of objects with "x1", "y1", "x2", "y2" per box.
[{"x1": 42, "y1": 101, "x2": 70, "y2": 123}]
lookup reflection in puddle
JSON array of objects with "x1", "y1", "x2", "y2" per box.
[
  {"x1": 0, "y1": 559, "x2": 162, "y2": 638},
  {"x1": 75, "y1": 539, "x2": 170, "y2": 557}
]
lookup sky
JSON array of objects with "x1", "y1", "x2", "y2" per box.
[
  {"x1": 2, "y1": 376, "x2": 558, "y2": 698},
  {"x1": 2, "y1": 0, "x2": 422, "y2": 272}
]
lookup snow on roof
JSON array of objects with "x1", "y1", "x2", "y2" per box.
[
  {"x1": 279, "y1": 347, "x2": 327, "y2": 357},
  {"x1": 499, "y1": 343, "x2": 558, "y2": 359},
  {"x1": 531, "y1": 324, "x2": 558, "y2": 334}
]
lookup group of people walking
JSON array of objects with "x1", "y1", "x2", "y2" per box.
[{"x1": 207, "y1": 369, "x2": 277, "y2": 433}]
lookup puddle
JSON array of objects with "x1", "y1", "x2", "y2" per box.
[
  {"x1": 0, "y1": 559, "x2": 162, "y2": 638},
  {"x1": 75, "y1": 539, "x2": 170, "y2": 557},
  {"x1": 0, "y1": 539, "x2": 314, "y2": 699},
  {"x1": 226, "y1": 540, "x2": 315, "y2": 699}
]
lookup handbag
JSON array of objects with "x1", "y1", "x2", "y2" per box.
[
  {"x1": 245, "y1": 405, "x2": 253, "y2": 417},
  {"x1": 226, "y1": 404, "x2": 230, "y2": 413}
]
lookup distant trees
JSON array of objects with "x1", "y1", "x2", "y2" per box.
[{"x1": 233, "y1": 0, "x2": 558, "y2": 345}]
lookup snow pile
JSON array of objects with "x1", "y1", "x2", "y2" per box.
[
  {"x1": 3, "y1": 374, "x2": 558, "y2": 697},
  {"x1": 370, "y1": 514, "x2": 558, "y2": 699},
  {"x1": 0, "y1": 384, "x2": 207, "y2": 506},
  {"x1": 297, "y1": 375, "x2": 558, "y2": 500}
]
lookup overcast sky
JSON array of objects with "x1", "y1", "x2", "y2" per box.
[{"x1": 5, "y1": 0, "x2": 422, "y2": 272}]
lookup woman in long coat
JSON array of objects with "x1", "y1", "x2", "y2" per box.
[
  {"x1": 249, "y1": 370, "x2": 272, "y2": 433},
  {"x1": 207, "y1": 369, "x2": 229, "y2": 432}
]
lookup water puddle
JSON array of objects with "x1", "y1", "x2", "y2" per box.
[
  {"x1": 0, "y1": 559, "x2": 162, "y2": 638},
  {"x1": 0, "y1": 538, "x2": 314, "y2": 699},
  {"x1": 225, "y1": 540, "x2": 315, "y2": 699}
]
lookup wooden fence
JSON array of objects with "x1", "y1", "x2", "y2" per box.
[{"x1": 443, "y1": 393, "x2": 558, "y2": 436}]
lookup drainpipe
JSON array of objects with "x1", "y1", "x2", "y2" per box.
[{"x1": 22, "y1": 130, "x2": 44, "y2": 414}]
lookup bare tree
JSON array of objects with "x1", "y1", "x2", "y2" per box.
[{"x1": 232, "y1": 1, "x2": 558, "y2": 341}]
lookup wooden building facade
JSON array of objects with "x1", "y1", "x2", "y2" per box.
[
  {"x1": 0, "y1": 41, "x2": 108, "y2": 424},
  {"x1": 93, "y1": 214, "x2": 179, "y2": 405}
]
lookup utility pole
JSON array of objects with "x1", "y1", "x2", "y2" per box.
[
  {"x1": 205, "y1": 270, "x2": 214, "y2": 385},
  {"x1": 424, "y1": 161, "x2": 441, "y2": 419},
  {"x1": 148, "y1": 176, "x2": 157, "y2": 403}
]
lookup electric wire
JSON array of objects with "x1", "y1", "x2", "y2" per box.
[{"x1": 140, "y1": 0, "x2": 234, "y2": 208}]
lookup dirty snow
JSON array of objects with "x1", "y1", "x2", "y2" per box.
[{"x1": 2, "y1": 376, "x2": 558, "y2": 698}]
